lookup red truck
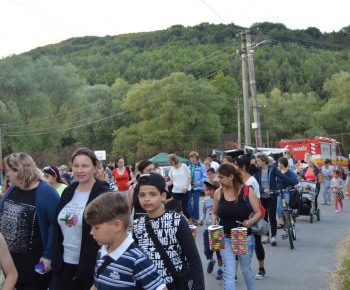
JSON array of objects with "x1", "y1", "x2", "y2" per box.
[{"x1": 280, "y1": 136, "x2": 347, "y2": 168}]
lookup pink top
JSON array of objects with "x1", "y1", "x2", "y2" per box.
[{"x1": 305, "y1": 171, "x2": 315, "y2": 181}]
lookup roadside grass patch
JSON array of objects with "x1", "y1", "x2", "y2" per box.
[{"x1": 330, "y1": 230, "x2": 350, "y2": 289}]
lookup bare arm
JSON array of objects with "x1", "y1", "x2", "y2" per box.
[
  {"x1": 0, "y1": 234, "x2": 18, "y2": 290},
  {"x1": 90, "y1": 285, "x2": 97, "y2": 290},
  {"x1": 126, "y1": 170, "x2": 136, "y2": 187},
  {"x1": 166, "y1": 179, "x2": 173, "y2": 187},
  {"x1": 211, "y1": 188, "x2": 221, "y2": 225},
  {"x1": 127, "y1": 185, "x2": 135, "y2": 215}
]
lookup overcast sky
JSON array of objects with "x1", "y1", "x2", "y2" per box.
[{"x1": 1, "y1": 0, "x2": 349, "y2": 58}]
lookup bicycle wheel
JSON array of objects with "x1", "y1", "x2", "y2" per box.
[
  {"x1": 284, "y1": 212, "x2": 294, "y2": 249},
  {"x1": 290, "y1": 212, "x2": 296, "y2": 240}
]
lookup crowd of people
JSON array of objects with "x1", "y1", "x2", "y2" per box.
[{"x1": 0, "y1": 148, "x2": 349, "y2": 290}]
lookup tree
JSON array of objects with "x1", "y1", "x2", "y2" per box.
[
  {"x1": 316, "y1": 71, "x2": 350, "y2": 132},
  {"x1": 210, "y1": 72, "x2": 242, "y2": 133},
  {"x1": 258, "y1": 88, "x2": 321, "y2": 140},
  {"x1": 112, "y1": 73, "x2": 224, "y2": 157}
]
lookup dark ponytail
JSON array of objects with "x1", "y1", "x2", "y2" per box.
[{"x1": 233, "y1": 154, "x2": 258, "y2": 175}]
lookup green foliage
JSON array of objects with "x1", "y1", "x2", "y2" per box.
[
  {"x1": 1, "y1": 22, "x2": 350, "y2": 156},
  {"x1": 316, "y1": 71, "x2": 350, "y2": 132},
  {"x1": 210, "y1": 72, "x2": 242, "y2": 133},
  {"x1": 112, "y1": 73, "x2": 224, "y2": 157},
  {"x1": 258, "y1": 89, "x2": 322, "y2": 140}
]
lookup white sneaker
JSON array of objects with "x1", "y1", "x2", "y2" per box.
[
  {"x1": 271, "y1": 236, "x2": 277, "y2": 246},
  {"x1": 262, "y1": 235, "x2": 270, "y2": 244},
  {"x1": 335, "y1": 210, "x2": 339, "y2": 213}
]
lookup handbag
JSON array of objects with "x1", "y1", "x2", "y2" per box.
[
  {"x1": 289, "y1": 189, "x2": 303, "y2": 209},
  {"x1": 145, "y1": 220, "x2": 193, "y2": 290},
  {"x1": 243, "y1": 185, "x2": 269, "y2": 236}
]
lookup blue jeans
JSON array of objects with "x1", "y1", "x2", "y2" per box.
[
  {"x1": 277, "y1": 191, "x2": 290, "y2": 218},
  {"x1": 322, "y1": 181, "x2": 332, "y2": 202},
  {"x1": 221, "y1": 235, "x2": 255, "y2": 290},
  {"x1": 187, "y1": 189, "x2": 201, "y2": 221}
]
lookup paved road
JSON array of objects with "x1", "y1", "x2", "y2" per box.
[{"x1": 197, "y1": 195, "x2": 350, "y2": 289}]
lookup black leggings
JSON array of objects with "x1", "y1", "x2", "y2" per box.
[
  {"x1": 16, "y1": 279, "x2": 50, "y2": 290},
  {"x1": 55, "y1": 263, "x2": 94, "y2": 290},
  {"x1": 254, "y1": 234, "x2": 265, "y2": 261},
  {"x1": 261, "y1": 197, "x2": 277, "y2": 237}
]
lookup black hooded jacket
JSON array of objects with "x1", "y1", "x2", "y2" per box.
[{"x1": 51, "y1": 179, "x2": 110, "y2": 279}]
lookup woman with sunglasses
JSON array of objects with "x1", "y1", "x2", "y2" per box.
[
  {"x1": 0, "y1": 153, "x2": 60, "y2": 290},
  {"x1": 43, "y1": 166, "x2": 68, "y2": 197}
]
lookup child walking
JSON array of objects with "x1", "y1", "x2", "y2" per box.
[
  {"x1": 331, "y1": 170, "x2": 344, "y2": 213},
  {"x1": 199, "y1": 180, "x2": 224, "y2": 280},
  {"x1": 84, "y1": 192, "x2": 166, "y2": 290},
  {"x1": 321, "y1": 159, "x2": 333, "y2": 205},
  {"x1": 133, "y1": 173, "x2": 204, "y2": 290}
]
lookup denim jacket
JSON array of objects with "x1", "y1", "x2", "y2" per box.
[{"x1": 187, "y1": 162, "x2": 207, "y2": 191}]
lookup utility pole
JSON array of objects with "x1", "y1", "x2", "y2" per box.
[
  {"x1": 235, "y1": 99, "x2": 241, "y2": 149},
  {"x1": 240, "y1": 32, "x2": 251, "y2": 146},
  {"x1": 246, "y1": 30, "x2": 263, "y2": 147}
]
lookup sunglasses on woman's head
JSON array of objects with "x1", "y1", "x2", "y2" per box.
[{"x1": 44, "y1": 166, "x2": 56, "y2": 176}]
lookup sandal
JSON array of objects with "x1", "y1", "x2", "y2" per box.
[{"x1": 277, "y1": 224, "x2": 284, "y2": 229}]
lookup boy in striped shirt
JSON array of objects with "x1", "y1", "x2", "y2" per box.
[{"x1": 84, "y1": 192, "x2": 166, "y2": 290}]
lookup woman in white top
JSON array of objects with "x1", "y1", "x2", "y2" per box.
[
  {"x1": 166, "y1": 154, "x2": 192, "y2": 219},
  {"x1": 233, "y1": 154, "x2": 266, "y2": 280},
  {"x1": 285, "y1": 150, "x2": 294, "y2": 169}
]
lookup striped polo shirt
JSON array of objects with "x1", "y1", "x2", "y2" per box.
[{"x1": 94, "y1": 233, "x2": 165, "y2": 290}]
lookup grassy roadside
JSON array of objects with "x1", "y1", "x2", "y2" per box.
[{"x1": 330, "y1": 229, "x2": 350, "y2": 289}]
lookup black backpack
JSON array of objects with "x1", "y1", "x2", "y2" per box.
[{"x1": 289, "y1": 189, "x2": 303, "y2": 209}]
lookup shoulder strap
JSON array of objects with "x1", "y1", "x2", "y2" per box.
[
  {"x1": 96, "y1": 242, "x2": 138, "y2": 279},
  {"x1": 96, "y1": 256, "x2": 114, "y2": 279},
  {"x1": 145, "y1": 219, "x2": 181, "y2": 282},
  {"x1": 126, "y1": 167, "x2": 131, "y2": 180},
  {"x1": 243, "y1": 185, "x2": 253, "y2": 214}
]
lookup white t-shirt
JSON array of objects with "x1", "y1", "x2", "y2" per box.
[
  {"x1": 58, "y1": 190, "x2": 90, "y2": 264},
  {"x1": 245, "y1": 176, "x2": 260, "y2": 198},
  {"x1": 168, "y1": 163, "x2": 191, "y2": 193},
  {"x1": 211, "y1": 161, "x2": 220, "y2": 171}
]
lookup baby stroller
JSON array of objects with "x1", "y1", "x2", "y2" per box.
[{"x1": 297, "y1": 181, "x2": 320, "y2": 223}]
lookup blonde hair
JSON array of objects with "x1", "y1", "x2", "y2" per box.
[
  {"x1": 189, "y1": 151, "x2": 199, "y2": 160},
  {"x1": 168, "y1": 154, "x2": 179, "y2": 165},
  {"x1": 4, "y1": 153, "x2": 44, "y2": 190},
  {"x1": 308, "y1": 157, "x2": 318, "y2": 167},
  {"x1": 204, "y1": 161, "x2": 211, "y2": 168}
]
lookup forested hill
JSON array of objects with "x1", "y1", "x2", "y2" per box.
[
  {"x1": 25, "y1": 22, "x2": 350, "y2": 97},
  {"x1": 1, "y1": 22, "x2": 350, "y2": 160}
]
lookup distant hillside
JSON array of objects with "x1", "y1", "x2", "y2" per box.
[{"x1": 25, "y1": 22, "x2": 350, "y2": 98}]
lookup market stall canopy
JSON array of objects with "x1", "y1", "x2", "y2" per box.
[{"x1": 149, "y1": 153, "x2": 190, "y2": 166}]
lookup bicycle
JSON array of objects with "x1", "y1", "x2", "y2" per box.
[{"x1": 271, "y1": 188, "x2": 296, "y2": 249}]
